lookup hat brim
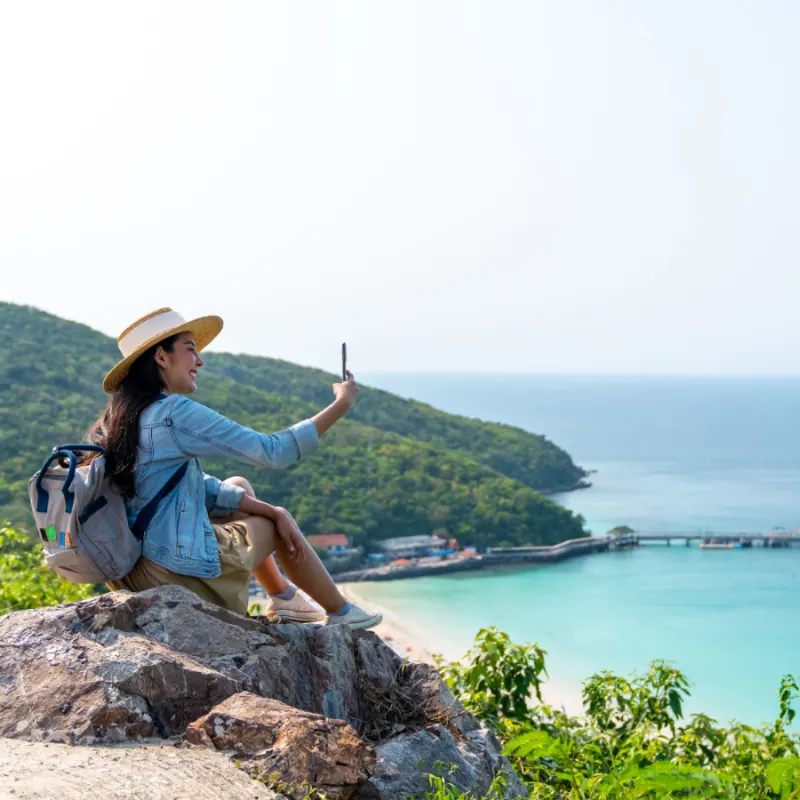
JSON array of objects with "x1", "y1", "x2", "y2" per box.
[{"x1": 102, "y1": 315, "x2": 223, "y2": 393}]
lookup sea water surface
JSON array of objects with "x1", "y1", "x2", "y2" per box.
[{"x1": 354, "y1": 374, "x2": 800, "y2": 724}]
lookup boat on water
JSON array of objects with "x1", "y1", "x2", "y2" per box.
[{"x1": 699, "y1": 542, "x2": 741, "y2": 550}]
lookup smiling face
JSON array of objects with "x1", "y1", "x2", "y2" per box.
[{"x1": 154, "y1": 331, "x2": 203, "y2": 394}]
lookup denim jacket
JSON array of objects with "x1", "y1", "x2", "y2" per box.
[{"x1": 127, "y1": 393, "x2": 320, "y2": 577}]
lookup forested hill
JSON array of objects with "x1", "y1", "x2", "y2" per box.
[
  {"x1": 0, "y1": 302, "x2": 587, "y2": 548},
  {"x1": 201, "y1": 353, "x2": 586, "y2": 493}
]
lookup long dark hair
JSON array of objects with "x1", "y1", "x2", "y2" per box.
[{"x1": 85, "y1": 334, "x2": 180, "y2": 499}]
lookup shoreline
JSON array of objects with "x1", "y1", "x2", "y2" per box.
[
  {"x1": 334, "y1": 535, "x2": 616, "y2": 584},
  {"x1": 340, "y1": 582, "x2": 585, "y2": 716}
]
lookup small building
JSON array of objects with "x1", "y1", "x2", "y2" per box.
[
  {"x1": 307, "y1": 534, "x2": 350, "y2": 554},
  {"x1": 375, "y1": 534, "x2": 446, "y2": 559}
]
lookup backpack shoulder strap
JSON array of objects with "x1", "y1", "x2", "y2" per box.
[{"x1": 131, "y1": 461, "x2": 190, "y2": 542}]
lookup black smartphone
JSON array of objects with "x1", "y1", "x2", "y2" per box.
[{"x1": 341, "y1": 342, "x2": 347, "y2": 381}]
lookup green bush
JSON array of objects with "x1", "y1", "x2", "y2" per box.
[
  {"x1": 436, "y1": 627, "x2": 800, "y2": 799},
  {"x1": 436, "y1": 627, "x2": 548, "y2": 728},
  {"x1": 0, "y1": 524, "x2": 99, "y2": 614}
]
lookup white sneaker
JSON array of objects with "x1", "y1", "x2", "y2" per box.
[
  {"x1": 326, "y1": 602, "x2": 383, "y2": 630},
  {"x1": 266, "y1": 590, "x2": 326, "y2": 624}
]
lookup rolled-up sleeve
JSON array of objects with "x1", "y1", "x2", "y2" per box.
[
  {"x1": 288, "y1": 419, "x2": 321, "y2": 459},
  {"x1": 169, "y1": 397, "x2": 320, "y2": 468},
  {"x1": 203, "y1": 473, "x2": 247, "y2": 517}
]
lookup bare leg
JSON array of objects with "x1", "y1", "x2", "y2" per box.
[
  {"x1": 239, "y1": 513, "x2": 346, "y2": 613},
  {"x1": 212, "y1": 477, "x2": 290, "y2": 595},
  {"x1": 214, "y1": 476, "x2": 345, "y2": 613}
]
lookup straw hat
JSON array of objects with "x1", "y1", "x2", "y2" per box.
[{"x1": 103, "y1": 307, "x2": 223, "y2": 393}]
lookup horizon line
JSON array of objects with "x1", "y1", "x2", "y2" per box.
[{"x1": 354, "y1": 370, "x2": 800, "y2": 379}]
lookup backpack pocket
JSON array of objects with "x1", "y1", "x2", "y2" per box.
[
  {"x1": 76, "y1": 499, "x2": 141, "y2": 582},
  {"x1": 44, "y1": 543, "x2": 108, "y2": 584}
]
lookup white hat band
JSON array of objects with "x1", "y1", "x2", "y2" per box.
[{"x1": 118, "y1": 309, "x2": 188, "y2": 357}]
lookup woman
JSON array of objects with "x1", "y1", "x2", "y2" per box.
[{"x1": 88, "y1": 307, "x2": 381, "y2": 629}]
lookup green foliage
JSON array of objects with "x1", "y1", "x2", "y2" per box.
[
  {"x1": 438, "y1": 628, "x2": 799, "y2": 799},
  {"x1": 0, "y1": 301, "x2": 587, "y2": 550},
  {"x1": 414, "y1": 763, "x2": 507, "y2": 800},
  {"x1": 201, "y1": 352, "x2": 587, "y2": 493},
  {"x1": 247, "y1": 601, "x2": 266, "y2": 617},
  {"x1": 607, "y1": 525, "x2": 635, "y2": 536},
  {"x1": 0, "y1": 525, "x2": 97, "y2": 614},
  {"x1": 766, "y1": 758, "x2": 800, "y2": 799},
  {"x1": 257, "y1": 770, "x2": 329, "y2": 800},
  {"x1": 437, "y1": 627, "x2": 547, "y2": 726},
  {"x1": 581, "y1": 661, "x2": 691, "y2": 740}
]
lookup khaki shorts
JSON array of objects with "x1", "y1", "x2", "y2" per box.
[{"x1": 106, "y1": 521, "x2": 257, "y2": 615}]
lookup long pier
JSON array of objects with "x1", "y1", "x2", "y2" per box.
[
  {"x1": 484, "y1": 535, "x2": 615, "y2": 563},
  {"x1": 617, "y1": 531, "x2": 800, "y2": 548},
  {"x1": 334, "y1": 530, "x2": 800, "y2": 582}
]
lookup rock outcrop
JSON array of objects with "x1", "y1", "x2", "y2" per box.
[
  {"x1": 0, "y1": 586, "x2": 524, "y2": 799},
  {"x1": 186, "y1": 692, "x2": 375, "y2": 799}
]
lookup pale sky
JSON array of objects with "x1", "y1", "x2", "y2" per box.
[{"x1": 1, "y1": 2, "x2": 798, "y2": 374}]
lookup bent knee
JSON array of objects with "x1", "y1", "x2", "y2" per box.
[
  {"x1": 243, "y1": 514, "x2": 276, "y2": 541},
  {"x1": 242, "y1": 515, "x2": 278, "y2": 563},
  {"x1": 224, "y1": 476, "x2": 255, "y2": 496}
]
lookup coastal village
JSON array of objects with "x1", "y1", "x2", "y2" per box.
[
  {"x1": 250, "y1": 533, "x2": 474, "y2": 597},
  {"x1": 312, "y1": 532, "x2": 467, "y2": 568}
]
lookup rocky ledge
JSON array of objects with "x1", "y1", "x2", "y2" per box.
[{"x1": 0, "y1": 585, "x2": 524, "y2": 799}]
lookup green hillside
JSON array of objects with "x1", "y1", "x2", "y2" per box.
[
  {"x1": 201, "y1": 353, "x2": 587, "y2": 493},
  {"x1": 0, "y1": 302, "x2": 587, "y2": 548}
]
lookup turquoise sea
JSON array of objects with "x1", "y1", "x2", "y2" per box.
[{"x1": 355, "y1": 374, "x2": 800, "y2": 725}]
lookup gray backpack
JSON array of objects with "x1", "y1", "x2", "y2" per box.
[{"x1": 29, "y1": 444, "x2": 187, "y2": 584}]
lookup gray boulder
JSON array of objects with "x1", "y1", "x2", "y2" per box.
[{"x1": 368, "y1": 725, "x2": 528, "y2": 799}]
